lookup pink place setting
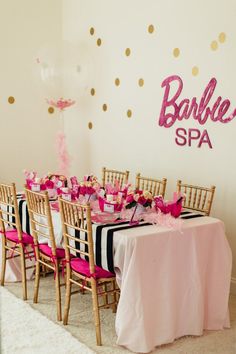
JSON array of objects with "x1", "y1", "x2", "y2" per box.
[{"x1": 91, "y1": 211, "x2": 124, "y2": 225}]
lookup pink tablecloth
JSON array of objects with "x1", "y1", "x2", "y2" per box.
[{"x1": 113, "y1": 217, "x2": 232, "y2": 353}]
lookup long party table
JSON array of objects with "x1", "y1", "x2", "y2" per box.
[
  {"x1": 1, "y1": 198, "x2": 232, "y2": 353},
  {"x1": 113, "y1": 216, "x2": 232, "y2": 353}
]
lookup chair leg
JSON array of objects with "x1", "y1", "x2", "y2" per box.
[
  {"x1": 55, "y1": 261, "x2": 62, "y2": 321},
  {"x1": 103, "y1": 283, "x2": 109, "y2": 308},
  {"x1": 20, "y1": 244, "x2": 27, "y2": 300},
  {"x1": 63, "y1": 278, "x2": 71, "y2": 325},
  {"x1": 33, "y1": 260, "x2": 40, "y2": 303},
  {"x1": 0, "y1": 240, "x2": 6, "y2": 286},
  {"x1": 91, "y1": 280, "x2": 102, "y2": 346},
  {"x1": 112, "y1": 280, "x2": 117, "y2": 313},
  {"x1": 41, "y1": 264, "x2": 46, "y2": 277}
]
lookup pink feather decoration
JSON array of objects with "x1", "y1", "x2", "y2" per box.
[
  {"x1": 142, "y1": 209, "x2": 183, "y2": 231},
  {"x1": 55, "y1": 131, "x2": 70, "y2": 176},
  {"x1": 46, "y1": 98, "x2": 76, "y2": 111}
]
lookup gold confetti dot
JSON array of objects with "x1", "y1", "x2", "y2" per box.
[
  {"x1": 127, "y1": 109, "x2": 132, "y2": 118},
  {"x1": 125, "y1": 48, "x2": 131, "y2": 56},
  {"x1": 97, "y1": 38, "x2": 102, "y2": 46},
  {"x1": 148, "y1": 24, "x2": 154, "y2": 34},
  {"x1": 173, "y1": 48, "x2": 180, "y2": 57},
  {"x1": 8, "y1": 96, "x2": 15, "y2": 104},
  {"x1": 88, "y1": 122, "x2": 93, "y2": 129},
  {"x1": 102, "y1": 104, "x2": 107, "y2": 111},
  {"x1": 138, "y1": 78, "x2": 144, "y2": 87},
  {"x1": 211, "y1": 40, "x2": 218, "y2": 51},
  {"x1": 90, "y1": 88, "x2": 95, "y2": 96},
  {"x1": 48, "y1": 107, "x2": 54, "y2": 114},
  {"x1": 115, "y1": 78, "x2": 120, "y2": 86},
  {"x1": 218, "y1": 32, "x2": 226, "y2": 43},
  {"x1": 192, "y1": 66, "x2": 199, "y2": 76},
  {"x1": 90, "y1": 27, "x2": 95, "y2": 36}
]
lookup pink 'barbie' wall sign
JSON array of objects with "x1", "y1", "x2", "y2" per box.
[{"x1": 158, "y1": 75, "x2": 236, "y2": 148}]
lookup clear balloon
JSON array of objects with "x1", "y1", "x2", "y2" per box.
[{"x1": 36, "y1": 40, "x2": 93, "y2": 101}]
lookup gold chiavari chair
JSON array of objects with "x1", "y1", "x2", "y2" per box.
[
  {"x1": 135, "y1": 173, "x2": 167, "y2": 197},
  {"x1": 0, "y1": 183, "x2": 34, "y2": 300},
  {"x1": 176, "y1": 180, "x2": 216, "y2": 216},
  {"x1": 101, "y1": 167, "x2": 129, "y2": 188},
  {"x1": 59, "y1": 198, "x2": 119, "y2": 346},
  {"x1": 25, "y1": 188, "x2": 65, "y2": 321}
]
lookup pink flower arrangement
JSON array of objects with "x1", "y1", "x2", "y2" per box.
[
  {"x1": 47, "y1": 173, "x2": 67, "y2": 187},
  {"x1": 80, "y1": 184, "x2": 96, "y2": 196},
  {"x1": 23, "y1": 170, "x2": 68, "y2": 198},
  {"x1": 46, "y1": 98, "x2": 76, "y2": 111},
  {"x1": 125, "y1": 190, "x2": 153, "y2": 209},
  {"x1": 79, "y1": 176, "x2": 100, "y2": 198}
]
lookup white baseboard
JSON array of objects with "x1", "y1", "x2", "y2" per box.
[{"x1": 230, "y1": 277, "x2": 236, "y2": 295}]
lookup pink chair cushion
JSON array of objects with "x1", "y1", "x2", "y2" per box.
[
  {"x1": 70, "y1": 257, "x2": 115, "y2": 279},
  {"x1": 38, "y1": 244, "x2": 65, "y2": 259},
  {"x1": 5, "y1": 230, "x2": 34, "y2": 245}
]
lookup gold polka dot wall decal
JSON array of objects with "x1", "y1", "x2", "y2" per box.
[
  {"x1": 115, "y1": 78, "x2": 120, "y2": 86},
  {"x1": 138, "y1": 78, "x2": 144, "y2": 87},
  {"x1": 211, "y1": 40, "x2": 218, "y2": 51},
  {"x1": 148, "y1": 24, "x2": 154, "y2": 34},
  {"x1": 48, "y1": 107, "x2": 54, "y2": 114},
  {"x1": 97, "y1": 38, "x2": 102, "y2": 46},
  {"x1": 218, "y1": 32, "x2": 226, "y2": 43},
  {"x1": 90, "y1": 27, "x2": 95, "y2": 35},
  {"x1": 102, "y1": 103, "x2": 107, "y2": 111},
  {"x1": 173, "y1": 48, "x2": 180, "y2": 58},
  {"x1": 88, "y1": 122, "x2": 93, "y2": 130},
  {"x1": 127, "y1": 109, "x2": 132, "y2": 118},
  {"x1": 125, "y1": 48, "x2": 131, "y2": 56},
  {"x1": 192, "y1": 66, "x2": 199, "y2": 76},
  {"x1": 8, "y1": 96, "x2": 15, "y2": 104},
  {"x1": 90, "y1": 88, "x2": 95, "y2": 96}
]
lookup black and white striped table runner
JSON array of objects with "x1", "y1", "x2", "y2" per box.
[
  {"x1": 75, "y1": 210, "x2": 205, "y2": 273},
  {"x1": 4, "y1": 199, "x2": 205, "y2": 273}
]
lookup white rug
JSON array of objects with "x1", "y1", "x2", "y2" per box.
[
  {"x1": 0, "y1": 286, "x2": 95, "y2": 354},
  {"x1": 2, "y1": 277, "x2": 236, "y2": 354}
]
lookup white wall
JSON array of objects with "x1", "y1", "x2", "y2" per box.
[
  {"x1": 62, "y1": 0, "x2": 236, "y2": 286},
  {"x1": 0, "y1": 0, "x2": 62, "y2": 185},
  {"x1": 0, "y1": 0, "x2": 235, "y2": 289}
]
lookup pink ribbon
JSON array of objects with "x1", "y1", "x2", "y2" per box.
[
  {"x1": 50, "y1": 255, "x2": 62, "y2": 280},
  {"x1": 9, "y1": 241, "x2": 34, "y2": 261},
  {"x1": 61, "y1": 258, "x2": 70, "y2": 278}
]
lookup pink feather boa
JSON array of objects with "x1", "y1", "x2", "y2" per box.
[
  {"x1": 142, "y1": 209, "x2": 183, "y2": 231},
  {"x1": 55, "y1": 131, "x2": 70, "y2": 176},
  {"x1": 120, "y1": 207, "x2": 183, "y2": 231}
]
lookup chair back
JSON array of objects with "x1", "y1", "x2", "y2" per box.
[
  {"x1": 176, "y1": 180, "x2": 216, "y2": 216},
  {"x1": 102, "y1": 167, "x2": 129, "y2": 188},
  {"x1": 135, "y1": 173, "x2": 167, "y2": 197},
  {"x1": 59, "y1": 198, "x2": 95, "y2": 275},
  {"x1": 25, "y1": 188, "x2": 57, "y2": 254},
  {"x1": 0, "y1": 183, "x2": 22, "y2": 240}
]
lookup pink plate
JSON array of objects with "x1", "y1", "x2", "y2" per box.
[{"x1": 92, "y1": 212, "x2": 122, "y2": 224}]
